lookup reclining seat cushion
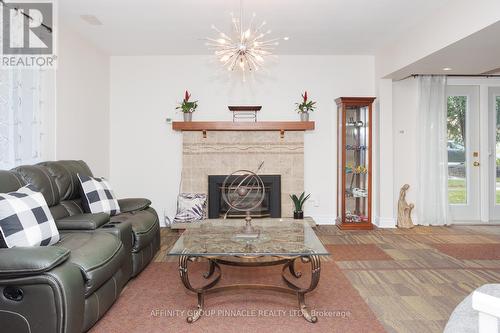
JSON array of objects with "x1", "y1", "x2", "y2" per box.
[
  {"x1": 56, "y1": 232, "x2": 125, "y2": 297},
  {"x1": 110, "y1": 207, "x2": 159, "y2": 253}
]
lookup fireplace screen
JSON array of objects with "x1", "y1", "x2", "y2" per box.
[
  {"x1": 219, "y1": 185, "x2": 271, "y2": 218},
  {"x1": 208, "y1": 175, "x2": 281, "y2": 219}
]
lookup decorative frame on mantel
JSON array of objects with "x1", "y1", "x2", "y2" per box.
[
  {"x1": 172, "y1": 121, "x2": 315, "y2": 138},
  {"x1": 228, "y1": 106, "x2": 261, "y2": 122}
]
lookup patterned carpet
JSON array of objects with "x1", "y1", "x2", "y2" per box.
[{"x1": 155, "y1": 224, "x2": 500, "y2": 333}]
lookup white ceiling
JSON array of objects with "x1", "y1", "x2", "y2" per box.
[
  {"x1": 389, "y1": 21, "x2": 500, "y2": 79},
  {"x1": 59, "y1": 0, "x2": 453, "y2": 55}
]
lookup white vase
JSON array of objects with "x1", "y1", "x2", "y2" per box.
[
  {"x1": 183, "y1": 113, "x2": 192, "y2": 122},
  {"x1": 300, "y1": 112, "x2": 309, "y2": 122}
]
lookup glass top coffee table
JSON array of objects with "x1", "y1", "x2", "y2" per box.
[{"x1": 168, "y1": 218, "x2": 330, "y2": 323}]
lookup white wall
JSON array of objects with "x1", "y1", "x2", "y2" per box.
[
  {"x1": 56, "y1": 23, "x2": 110, "y2": 177},
  {"x1": 375, "y1": 79, "x2": 397, "y2": 227},
  {"x1": 373, "y1": 77, "x2": 419, "y2": 228},
  {"x1": 392, "y1": 78, "x2": 419, "y2": 210},
  {"x1": 109, "y1": 55, "x2": 375, "y2": 225}
]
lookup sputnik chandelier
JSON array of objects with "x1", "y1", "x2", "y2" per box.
[{"x1": 205, "y1": 1, "x2": 287, "y2": 72}]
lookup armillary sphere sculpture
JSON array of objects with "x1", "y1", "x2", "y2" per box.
[{"x1": 221, "y1": 161, "x2": 265, "y2": 234}]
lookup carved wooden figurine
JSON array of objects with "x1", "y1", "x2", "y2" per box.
[{"x1": 397, "y1": 184, "x2": 414, "y2": 229}]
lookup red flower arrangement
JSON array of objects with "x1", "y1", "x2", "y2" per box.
[
  {"x1": 176, "y1": 90, "x2": 198, "y2": 113},
  {"x1": 296, "y1": 90, "x2": 316, "y2": 113}
]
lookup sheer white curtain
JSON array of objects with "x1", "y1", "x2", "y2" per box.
[
  {"x1": 416, "y1": 75, "x2": 450, "y2": 225},
  {"x1": 0, "y1": 69, "x2": 43, "y2": 170},
  {"x1": 0, "y1": 7, "x2": 43, "y2": 170}
]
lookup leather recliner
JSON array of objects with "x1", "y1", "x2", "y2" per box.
[{"x1": 0, "y1": 160, "x2": 161, "y2": 333}]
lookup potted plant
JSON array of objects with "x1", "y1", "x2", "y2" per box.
[
  {"x1": 176, "y1": 90, "x2": 198, "y2": 121},
  {"x1": 295, "y1": 91, "x2": 316, "y2": 121},
  {"x1": 290, "y1": 192, "x2": 311, "y2": 219}
]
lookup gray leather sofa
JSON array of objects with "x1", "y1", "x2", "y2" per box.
[{"x1": 0, "y1": 160, "x2": 161, "y2": 333}]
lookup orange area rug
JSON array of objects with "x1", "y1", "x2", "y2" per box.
[{"x1": 90, "y1": 261, "x2": 385, "y2": 333}]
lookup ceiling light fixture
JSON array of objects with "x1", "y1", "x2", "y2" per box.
[
  {"x1": 80, "y1": 15, "x2": 103, "y2": 26},
  {"x1": 205, "y1": 0, "x2": 287, "y2": 72},
  {"x1": 442, "y1": 67, "x2": 452, "y2": 71}
]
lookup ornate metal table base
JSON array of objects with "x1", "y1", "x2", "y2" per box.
[{"x1": 178, "y1": 250, "x2": 321, "y2": 323}]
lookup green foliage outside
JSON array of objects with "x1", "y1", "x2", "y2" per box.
[
  {"x1": 449, "y1": 178, "x2": 500, "y2": 204},
  {"x1": 448, "y1": 96, "x2": 500, "y2": 146},
  {"x1": 447, "y1": 96, "x2": 466, "y2": 146},
  {"x1": 448, "y1": 178, "x2": 466, "y2": 204}
]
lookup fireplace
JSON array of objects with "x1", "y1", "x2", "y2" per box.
[{"x1": 208, "y1": 175, "x2": 281, "y2": 218}]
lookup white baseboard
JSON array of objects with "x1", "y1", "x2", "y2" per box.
[
  {"x1": 374, "y1": 217, "x2": 397, "y2": 228},
  {"x1": 310, "y1": 215, "x2": 336, "y2": 225}
]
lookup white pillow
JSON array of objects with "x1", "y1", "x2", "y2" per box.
[
  {"x1": 0, "y1": 185, "x2": 60, "y2": 248},
  {"x1": 172, "y1": 193, "x2": 207, "y2": 224},
  {"x1": 78, "y1": 174, "x2": 120, "y2": 216}
]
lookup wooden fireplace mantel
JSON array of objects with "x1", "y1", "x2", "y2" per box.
[{"x1": 172, "y1": 121, "x2": 315, "y2": 132}]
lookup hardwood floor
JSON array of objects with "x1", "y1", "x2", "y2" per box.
[{"x1": 155, "y1": 224, "x2": 500, "y2": 333}]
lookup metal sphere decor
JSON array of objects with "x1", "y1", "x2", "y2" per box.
[
  {"x1": 222, "y1": 170, "x2": 265, "y2": 213},
  {"x1": 222, "y1": 162, "x2": 265, "y2": 234}
]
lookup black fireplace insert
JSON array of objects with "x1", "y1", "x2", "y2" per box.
[{"x1": 208, "y1": 175, "x2": 281, "y2": 218}]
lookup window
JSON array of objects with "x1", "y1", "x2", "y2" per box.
[{"x1": 0, "y1": 69, "x2": 43, "y2": 169}]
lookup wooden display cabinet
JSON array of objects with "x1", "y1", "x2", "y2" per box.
[{"x1": 336, "y1": 97, "x2": 376, "y2": 230}]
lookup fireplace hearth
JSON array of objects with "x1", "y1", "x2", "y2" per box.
[{"x1": 208, "y1": 175, "x2": 281, "y2": 219}]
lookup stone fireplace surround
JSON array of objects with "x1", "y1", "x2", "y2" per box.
[{"x1": 181, "y1": 131, "x2": 304, "y2": 217}]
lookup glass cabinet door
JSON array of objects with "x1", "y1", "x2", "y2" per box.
[{"x1": 344, "y1": 106, "x2": 369, "y2": 223}]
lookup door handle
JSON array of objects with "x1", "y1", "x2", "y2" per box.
[{"x1": 473, "y1": 161, "x2": 480, "y2": 167}]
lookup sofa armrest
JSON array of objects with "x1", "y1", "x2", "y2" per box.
[
  {"x1": 118, "y1": 198, "x2": 151, "y2": 213},
  {"x1": 55, "y1": 213, "x2": 110, "y2": 230},
  {"x1": 0, "y1": 246, "x2": 70, "y2": 278}
]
